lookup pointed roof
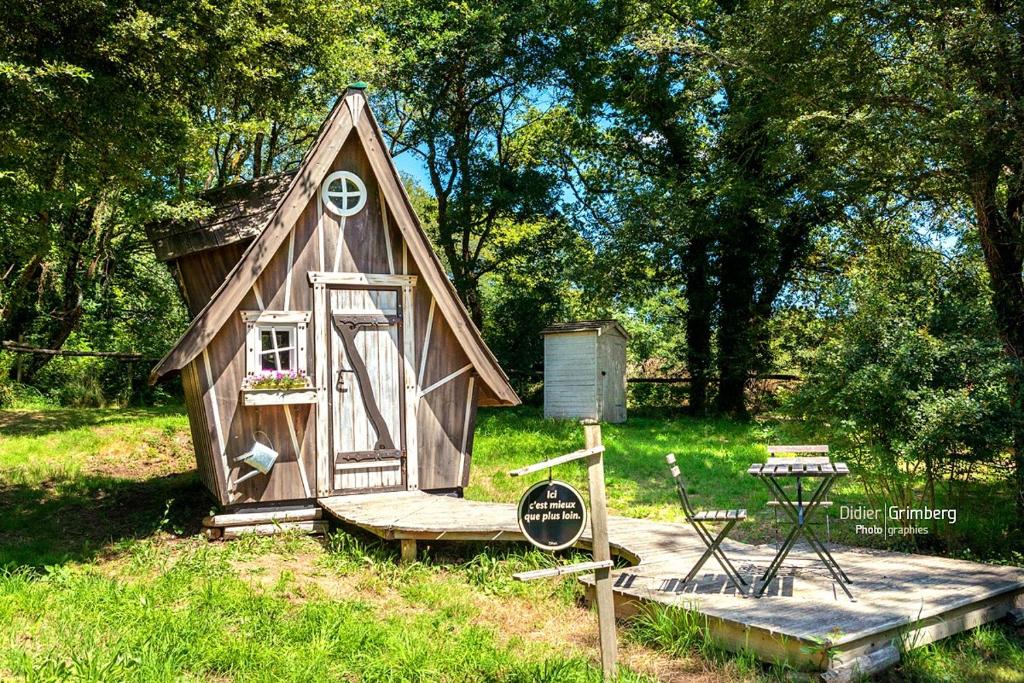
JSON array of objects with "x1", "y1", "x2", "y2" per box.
[{"x1": 151, "y1": 89, "x2": 519, "y2": 406}]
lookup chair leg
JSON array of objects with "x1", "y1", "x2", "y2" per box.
[{"x1": 683, "y1": 520, "x2": 747, "y2": 596}]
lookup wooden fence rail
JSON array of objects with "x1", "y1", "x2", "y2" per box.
[{"x1": 1, "y1": 341, "x2": 156, "y2": 362}]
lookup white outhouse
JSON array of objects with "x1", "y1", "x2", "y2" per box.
[{"x1": 541, "y1": 320, "x2": 628, "y2": 423}]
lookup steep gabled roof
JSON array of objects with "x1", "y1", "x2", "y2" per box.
[{"x1": 151, "y1": 88, "x2": 519, "y2": 406}]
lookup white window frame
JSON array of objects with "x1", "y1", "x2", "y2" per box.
[{"x1": 241, "y1": 311, "x2": 310, "y2": 375}]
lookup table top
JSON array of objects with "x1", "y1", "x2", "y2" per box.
[{"x1": 747, "y1": 462, "x2": 849, "y2": 477}]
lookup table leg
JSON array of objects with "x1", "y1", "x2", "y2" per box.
[{"x1": 755, "y1": 475, "x2": 839, "y2": 597}]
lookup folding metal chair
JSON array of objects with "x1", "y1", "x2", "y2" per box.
[{"x1": 665, "y1": 453, "x2": 748, "y2": 596}]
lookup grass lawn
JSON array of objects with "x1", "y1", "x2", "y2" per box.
[{"x1": 1, "y1": 403, "x2": 1022, "y2": 682}]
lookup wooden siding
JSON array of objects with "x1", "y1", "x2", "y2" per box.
[
  {"x1": 544, "y1": 332, "x2": 598, "y2": 420},
  {"x1": 181, "y1": 358, "x2": 221, "y2": 501},
  {"x1": 543, "y1": 328, "x2": 627, "y2": 423},
  {"x1": 153, "y1": 90, "x2": 518, "y2": 408},
  {"x1": 184, "y1": 124, "x2": 491, "y2": 504},
  {"x1": 175, "y1": 241, "x2": 249, "y2": 316},
  {"x1": 597, "y1": 332, "x2": 627, "y2": 423}
]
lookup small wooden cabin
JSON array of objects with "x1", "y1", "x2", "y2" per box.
[
  {"x1": 148, "y1": 87, "x2": 519, "y2": 508},
  {"x1": 541, "y1": 321, "x2": 627, "y2": 424}
]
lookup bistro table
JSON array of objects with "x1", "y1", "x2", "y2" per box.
[{"x1": 747, "y1": 460, "x2": 854, "y2": 600}]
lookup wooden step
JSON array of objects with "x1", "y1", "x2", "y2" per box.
[
  {"x1": 203, "y1": 520, "x2": 328, "y2": 541},
  {"x1": 202, "y1": 507, "x2": 322, "y2": 528}
]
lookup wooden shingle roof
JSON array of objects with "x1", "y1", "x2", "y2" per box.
[{"x1": 146, "y1": 172, "x2": 295, "y2": 262}]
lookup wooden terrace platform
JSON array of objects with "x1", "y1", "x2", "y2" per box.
[{"x1": 320, "y1": 491, "x2": 1024, "y2": 676}]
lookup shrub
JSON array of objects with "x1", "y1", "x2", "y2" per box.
[{"x1": 787, "y1": 238, "x2": 1016, "y2": 553}]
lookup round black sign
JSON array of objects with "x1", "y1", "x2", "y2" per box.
[{"x1": 517, "y1": 480, "x2": 588, "y2": 551}]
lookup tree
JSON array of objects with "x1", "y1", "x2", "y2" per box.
[
  {"x1": 557, "y1": 0, "x2": 868, "y2": 415},
  {"x1": 831, "y1": 0, "x2": 1024, "y2": 520},
  {"x1": 372, "y1": 0, "x2": 563, "y2": 327},
  {"x1": 0, "y1": 0, "x2": 374, "y2": 385}
]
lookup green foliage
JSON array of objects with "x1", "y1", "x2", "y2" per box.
[
  {"x1": 627, "y1": 603, "x2": 711, "y2": 658},
  {"x1": 372, "y1": 0, "x2": 567, "y2": 326},
  {"x1": 0, "y1": 0, "x2": 375, "y2": 404},
  {"x1": 788, "y1": 229, "x2": 1017, "y2": 551}
]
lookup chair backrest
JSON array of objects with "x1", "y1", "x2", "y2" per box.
[
  {"x1": 766, "y1": 444, "x2": 829, "y2": 466},
  {"x1": 665, "y1": 453, "x2": 697, "y2": 519}
]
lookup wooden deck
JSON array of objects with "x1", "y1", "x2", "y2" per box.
[{"x1": 320, "y1": 491, "x2": 1024, "y2": 674}]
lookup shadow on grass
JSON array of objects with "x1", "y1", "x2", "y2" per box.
[
  {"x1": 0, "y1": 470, "x2": 210, "y2": 568},
  {"x1": 0, "y1": 404, "x2": 185, "y2": 439}
]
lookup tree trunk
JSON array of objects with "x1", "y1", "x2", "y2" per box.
[
  {"x1": 16, "y1": 204, "x2": 100, "y2": 383},
  {"x1": 455, "y1": 274, "x2": 484, "y2": 330},
  {"x1": 716, "y1": 218, "x2": 758, "y2": 418},
  {"x1": 970, "y1": 177, "x2": 1024, "y2": 523},
  {"x1": 684, "y1": 236, "x2": 714, "y2": 415}
]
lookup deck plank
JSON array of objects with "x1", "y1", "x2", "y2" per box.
[{"x1": 319, "y1": 491, "x2": 1024, "y2": 672}]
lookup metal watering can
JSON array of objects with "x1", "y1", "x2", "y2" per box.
[{"x1": 233, "y1": 432, "x2": 279, "y2": 486}]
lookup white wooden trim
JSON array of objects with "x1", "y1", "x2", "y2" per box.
[
  {"x1": 508, "y1": 446, "x2": 605, "y2": 477},
  {"x1": 317, "y1": 195, "x2": 325, "y2": 271},
  {"x1": 402, "y1": 284, "x2": 419, "y2": 490},
  {"x1": 402, "y1": 241, "x2": 407, "y2": 275},
  {"x1": 284, "y1": 228, "x2": 296, "y2": 310},
  {"x1": 202, "y1": 348, "x2": 230, "y2": 497},
  {"x1": 417, "y1": 298, "x2": 436, "y2": 388},
  {"x1": 333, "y1": 307, "x2": 398, "y2": 316},
  {"x1": 332, "y1": 215, "x2": 347, "y2": 272},
  {"x1": 380, "y1": 189, "x2": 395, "y2": 275},
  {"x1": 766, "y1": 444, "x2": 829, "y2": 454},
  {"x1": 244, "y1": 318, "x2": 308, "y2": 375},
  {"x1": 253, "y1": 282, "x2": 265, "y2": 310},
  {"x1": 346, "y1": 91, "x2": 362, "y2": 125},
  {"x1": 284, "y1": 405, "x2": 312, "y2": 498},
  {"x1": 313, "y1": 282, "x2": 330, "y2": 495},
  {"x1": 457, "y1": 375, "x2": 475, "y2": 485},
  {"x1": 334, "y1": 459, "x2": 401, "y2": 471},
  {"x1": 308, "y1": 272, "x2": 418, "y2": 287},
  {"x1": 241, "y1": 311, "x2": 312, "y2": 324},
  {"x1": 419, "y1": 363, "x2": 471, "y2": 399},
  {"x1": 514, "y1": 560, "x2": 614, "y2": 582}
]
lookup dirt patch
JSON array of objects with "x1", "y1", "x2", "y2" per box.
[{"x1": 89, "y1": 428, "x2": 194, "y2": 480}]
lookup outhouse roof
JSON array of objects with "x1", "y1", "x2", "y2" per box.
[{"x1": 540, "y1": 320, "x2": 629, "y2": 339}]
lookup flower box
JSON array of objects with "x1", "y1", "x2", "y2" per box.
[
  {"x1": 242, "y1": 387, "x2": 318, "y2": 406},
  {"x1": 241, "y1": 370, "x2": 315, "y2": 406}
]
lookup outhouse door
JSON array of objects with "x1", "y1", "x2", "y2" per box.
[{"x1": 326, "y1": 287, "x2": 407, "y2": 494}]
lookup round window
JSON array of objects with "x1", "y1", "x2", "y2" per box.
[{"x1": 321, "y1": 171, "x2": 368, "y2": 217}]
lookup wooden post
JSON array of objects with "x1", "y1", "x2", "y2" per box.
[
  {"x1": 583, "y1": 419, "x2": 617, "y2": 680},
  {"x1": 400, "y1": 539, "x2": 417, "y2": 565}
]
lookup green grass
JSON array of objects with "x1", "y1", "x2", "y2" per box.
[
  {"x1": 469, "y1": 408, "x2": 857, "y2": 545},
  {"x1": 0, "y1": 536, "x2": 645, "y2": 682},
  {"x1": 1, "y1": 403, "x2": 1023, "y2": 682}
]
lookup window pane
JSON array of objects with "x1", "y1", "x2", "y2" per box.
[{"x1": 254, "y1": 324, "x2": 297, "y2": 374}]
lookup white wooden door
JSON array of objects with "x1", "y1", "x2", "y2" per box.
[{"x1": 329, "y1": 288, "x2": 405, "y2": 492}]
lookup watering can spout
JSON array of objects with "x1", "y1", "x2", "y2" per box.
[{"x1": 232, "y1": 439, "x2": 279, "y2": 487}]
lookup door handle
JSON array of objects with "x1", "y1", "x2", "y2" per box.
[{"x1": 336, "y1": 368, "x2": 354, "y2": 392}]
